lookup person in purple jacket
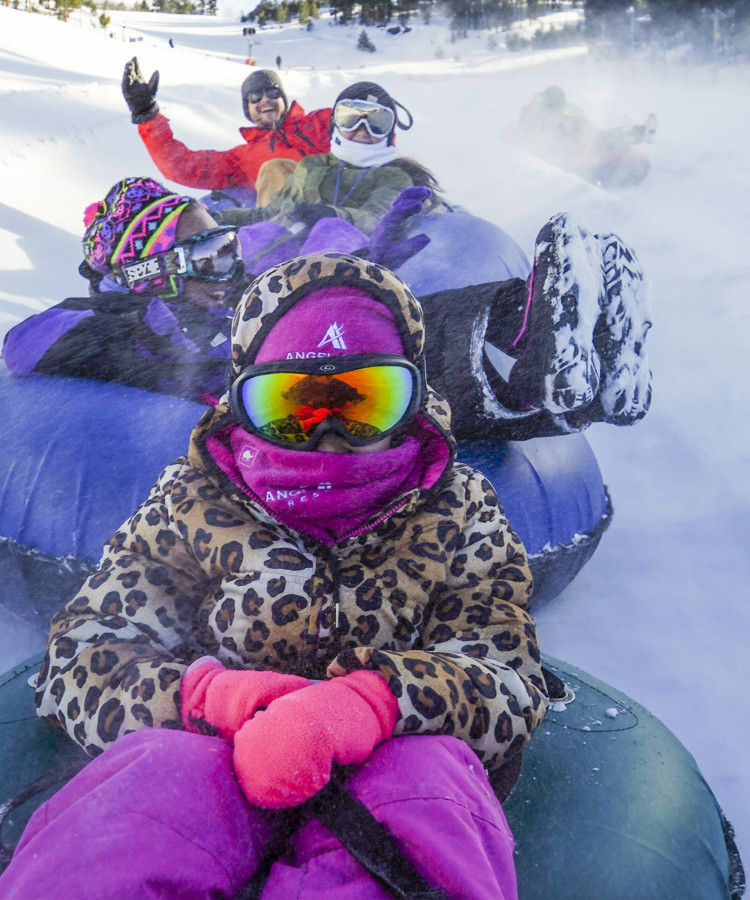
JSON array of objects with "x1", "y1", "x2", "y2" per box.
[
  {"x1": 2, "y1": 177, "x2": 244, "y2": 404},
  {"x1": 2, "y1": 175, "x2": 654, "y2": 437}
]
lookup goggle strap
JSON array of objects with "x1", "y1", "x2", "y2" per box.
[
  {"x1": 394, "y1": 99, "x2": 413, "y2": 131},
  {"x1": 114, "y1": 233, "x2": 239, "y2": 290},
  {"x1": 173, "y1": 246, "x2": 188, "y2": 276},
  {"x1": 117, "y1": 252, "x2": 179, "y2": 289}
]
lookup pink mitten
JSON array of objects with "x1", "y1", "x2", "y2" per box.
[
  {"x1": 180, "y1": 657, "x2": 310, "y2": 743},
  {"x1": 233, "y1": 670, "x2": 399, "y2": 809}
]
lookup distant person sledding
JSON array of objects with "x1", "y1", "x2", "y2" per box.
[
  {"x1": 513, "y1": 85, "x2": 658, "y2": 189},
  {"x1": 121, "y1": 58, "x2": 332, "y2": 197}
]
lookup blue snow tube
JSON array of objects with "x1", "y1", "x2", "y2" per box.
[
  {"x1": 396, "y1": 207, "x2": 531, "y2": 294},
  {"x1": 0, "y1": 369, "x2": 206, "y2": 638},
  {"x1": 0, "y1": 365, "x2": 607, "y2": 640},
  {"x1": 459, "y1": 437, "x2": 611, "y2": 607}
]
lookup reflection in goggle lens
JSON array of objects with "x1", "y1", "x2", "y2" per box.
[
  {"x1": 234, "y1": 358, "x2": 419, "y2": 448},
  {"x1": 333, "y1": 99, "x2": 395, "y2": 138},
  {"x1": 186, "y1": 229, "x2": 242, "y2": 278}
]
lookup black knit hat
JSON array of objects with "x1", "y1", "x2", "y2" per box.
[
  {"x1": 241, "y1": 69, "x2": 288, "y2": 122},
  {"x1": 333, "y1": 81, "x2": 413, "y2": 144}
]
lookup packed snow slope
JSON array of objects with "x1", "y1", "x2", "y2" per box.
[{"x1": 1, "y1": 3, "x2": 749, "y2": 867}]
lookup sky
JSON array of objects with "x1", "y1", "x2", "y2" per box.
[{"x1": 1, "y1": 0, "x2": 749, "y2": 871}]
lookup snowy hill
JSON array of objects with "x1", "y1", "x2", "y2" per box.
[{"x1": 1, "y1": 2, "x2": 750, "y2": 868}]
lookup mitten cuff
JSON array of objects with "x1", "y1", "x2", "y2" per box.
[
  {"x1": 180, "y1": 658, "x2": 224, "y2": 732},
  {"x1": 339, "y1": 670, "x2": 400, "y2": 738}
]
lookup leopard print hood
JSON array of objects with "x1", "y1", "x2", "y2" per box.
[
  {"x1": 229, "y1": 253, "x2": 428, "y2": 377},
  {"x1": 34, "y1": 260, "x2": 547, "y2": 764},
  {"x1": 192, "y1": 252, "x2": 455, "y2": 464}
]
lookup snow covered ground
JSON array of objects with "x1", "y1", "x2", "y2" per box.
[{"x1": 1, "y1": 1, "x2": 749, "y2": 870}]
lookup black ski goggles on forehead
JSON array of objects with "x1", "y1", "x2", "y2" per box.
[
  {"x1": 247, "y1": 86, "x2": 283, "y2": 104},
  {"x1": 333, "y1": 99, "x2": 396, "y2": 139},
  {"x1": 230, "y1": 354, "x2": 423, "y2": 450},
  {"x1": 114, "y1": 227, "x2": 243, "y2": 291}
]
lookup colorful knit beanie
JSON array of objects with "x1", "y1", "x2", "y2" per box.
[{"x1": 82, "y1": 177, "x2": 193, "y2": 297}]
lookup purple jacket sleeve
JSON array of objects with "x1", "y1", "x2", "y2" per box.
[{"x1": 2, "y1": 308, "x2": 94, "y2": 376}]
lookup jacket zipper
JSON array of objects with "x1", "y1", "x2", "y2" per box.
[
  {"x1": 292, "y1": 120, "x2": 316, "y2": 149},
  {"x1": 311, "y1": 544, "x2": 342, "y2": 662}
]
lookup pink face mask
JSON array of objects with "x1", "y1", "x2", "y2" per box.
[{"x1": 206, "y1": 423, "x2": 450, "y2": 546}]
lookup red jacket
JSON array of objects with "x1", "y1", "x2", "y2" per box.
[{"x1": 137, "y1": 101, "x2": 332, "y2": 191}]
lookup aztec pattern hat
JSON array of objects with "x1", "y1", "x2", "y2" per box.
[{"x1": 82, "y1": 177, "x2": 193, "y2": 295}]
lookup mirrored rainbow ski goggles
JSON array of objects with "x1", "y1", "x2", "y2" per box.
[
  {"x1": 115, "y1": 226, "x2": 243, "y2": 291},
  {"x1": 333, "y1": 99, "x2": 396, "y2": 139},
  {"x1": 230, "y1": 355, "x2": 423, "y2": 449}
]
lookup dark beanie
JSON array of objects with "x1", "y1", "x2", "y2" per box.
[
  {"x1": 333, "y1": 81, "x2": 413, "y2": 143},
  {"x1": 241, "y1": 69, "x2": 288, "y2": 122}
]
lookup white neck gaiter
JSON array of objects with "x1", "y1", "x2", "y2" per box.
[{"x1": 330, "y1": 127, "x2": 400, "y2": 168}]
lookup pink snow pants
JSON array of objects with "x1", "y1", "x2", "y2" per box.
[{"x1": 0, "y1": 729, "x2": 517, "y2": 900}]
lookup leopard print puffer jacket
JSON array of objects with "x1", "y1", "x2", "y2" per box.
[{"x1": 35, "y1": 253, "x2": 548, "y2": 770}]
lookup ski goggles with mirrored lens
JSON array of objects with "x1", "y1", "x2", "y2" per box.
[
  {"x1": 333, "y1": 99, "x2": 396, "y2": 138},
  {"x1": 230, "y1": 354, "x2": 423, "y2": 449},
  {"x1": 114, "y1": 227, "x2": 243, "y2": 291},
  {"x1": 248, "y1": 86, "x2": 284, "y2": 104}
]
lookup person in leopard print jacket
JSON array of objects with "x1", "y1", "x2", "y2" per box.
[{"x1": 2, "y1": 252, "x2": 548, "y2": 900}]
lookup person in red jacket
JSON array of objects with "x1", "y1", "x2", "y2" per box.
[{"x1": 122, "y1": 59, "x2": 332, "y2": 193}]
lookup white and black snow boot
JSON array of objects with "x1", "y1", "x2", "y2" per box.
[
  {"x1": 594, "y1": 232, "x2": 653, "y2": 425},
  {"x1": 521, "y1": 213, "x2": 603, "y2": 415}
]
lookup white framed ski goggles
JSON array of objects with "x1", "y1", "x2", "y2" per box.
[
  {"x1": 333, "y1": 99, "x2": 397, "y2": 139},
  {"x1": 114, "y1": 226, "x2": 243, "y2": 291},
  {"x1": 230, "y1": 354, "x2": 423, "y2": 450}
]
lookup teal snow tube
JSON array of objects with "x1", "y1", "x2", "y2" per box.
[
  {"x1": 0, "y1": 654, "x2": 741, "y2": 896},
  {"x1": 504, "y1": 659, "x2": 742, "y2": 899}
]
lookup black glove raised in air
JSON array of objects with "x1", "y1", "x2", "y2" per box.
[{"x1": 122, "y1": 57, "x2": 160, "y2": 124}]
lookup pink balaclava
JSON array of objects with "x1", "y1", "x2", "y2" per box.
[
  {"x1": 252, "y1": 285, "x2": 405, "y2": 363},
  {"x1": 207, "y1": 284, "x2": 448, "y2": 544}
]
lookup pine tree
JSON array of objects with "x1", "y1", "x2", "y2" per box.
[{"x1": 357, "y1": 29, "x2": 377, "y2": 51}]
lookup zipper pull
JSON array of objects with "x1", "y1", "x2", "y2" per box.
[{"x1": 334, "y1": 602, "x2": 340, "y2": 631}]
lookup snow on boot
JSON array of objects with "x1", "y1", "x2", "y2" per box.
[
  {"x1": 595, "y1": 232, "x2": 653, "y2": 425},
  {"x1": 522, "y1": 213, "x2": 602, "y2": 415}
]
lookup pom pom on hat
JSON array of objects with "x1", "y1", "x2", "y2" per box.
[{"x1": 83, "y1": 201, "x2": 100, "y2": 229}]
